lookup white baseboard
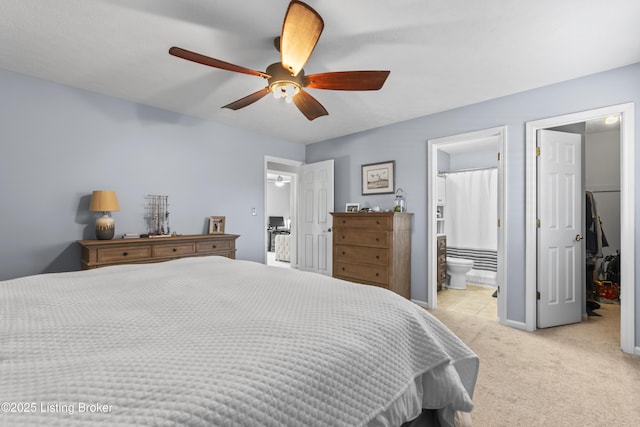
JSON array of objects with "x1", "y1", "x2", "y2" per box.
[
  {"x1": 502, "y1": 318, "x2": 527, "y2": 330},
  {"x1": 411, "y1": 299, "x2": 429, "y2": 309}
]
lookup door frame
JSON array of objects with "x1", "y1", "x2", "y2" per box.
[
  {"x1": 426, "y1": 126, "x2": 508, "y2": 325},
  {"x1": 525, "y1": 102, "x2": 636, "y2": 354},
  {"x1": 264, "y1": 155, "x2": 304, "y2": 267}
]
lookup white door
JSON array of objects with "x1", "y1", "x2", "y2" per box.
[
  {"x1": 537, "y1": 130, "x2": 583, "y2": 328},
  {"x1": 298, "y1": 159, "x2": 334, "y2": 275}
]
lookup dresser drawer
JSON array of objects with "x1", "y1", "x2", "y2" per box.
[
  {"x1": 153, "y1": 242, "x2": 195, "y2": 257},
  {"x1": 334, "y1": 230, "x2": 389, "y2": 248},
  {"x1": 196, "y1": 239, "x2": 233, "y2": 254},
  {"x1": 97, "y1": 245, "x2": 152, "y2": 263},
  {"x1": 335, "y1": 261, "x2": 388, "y2": 285},
  {"x1": 333, "y1": 215, "x2": 392, "y2": 230},
  {"x1": 335, "y1": 244, "x2": 388, "y2": 265}
]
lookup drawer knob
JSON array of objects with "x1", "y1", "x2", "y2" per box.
[
  {"x1": 342, "y1": 251, "x2": 346, "y2": 255},
  {"x1": 376, "y1": 220, "x2": 380, "y2": 224},
  {"x1": 375, "y1": 273, "x2": 379, "y2": 276},
  {"x1": 212, "y1": 245, "x2": 217, "y2": 248},
  {"x1": 375, "y1": 238, "x2": 380, "y2": 241},
  {"x1": 123, "y1": 252, "x2": 128, "y2": 256},
  {"x1": 172, "y1": 248, "x2": 177, "y2": 252},
  {"x1": 375, "y1": 255, "x2": 380, "y2": 259}
]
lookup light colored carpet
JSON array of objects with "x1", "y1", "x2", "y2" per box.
[{"x1": 428, "y1": 304, "x2": 640, "y2": 426}]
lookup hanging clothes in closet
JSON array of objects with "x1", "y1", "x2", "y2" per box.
[
  {"x1": 585, "y1": 191, "x2": 609, "y2": 310},
  {"x1": 586, "y1": 191, "x2": 608, "y2": 258}
]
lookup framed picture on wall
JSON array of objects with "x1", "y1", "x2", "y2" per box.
[
  {"x1": 362, "y1": 161, "x2": 395, "y2": 195},
  {"x1": 209, "y1": 216, "x2": 225, "y2": 234}
]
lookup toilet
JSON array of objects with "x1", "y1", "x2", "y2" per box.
[{"x1": 446, "y1": 257, "x2": 474, "y2": 290}]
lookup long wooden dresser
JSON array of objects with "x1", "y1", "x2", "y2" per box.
[
  {"x1": 78, "y1": 234, "x2": 239, "y2": 269},
  {"x1": 331, "y1": 212, "x2": 412, "y2": 298}
]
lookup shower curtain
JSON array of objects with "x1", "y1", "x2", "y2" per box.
[{"x1": 444, "y1": 169, "x2": 497, "y2": 251}]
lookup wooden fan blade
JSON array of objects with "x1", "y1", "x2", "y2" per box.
[
  {"x1": 169, "y1": 47, "x2": 270, "y2": 79},
  {"x1": 292, "y1": 89, "x2": 328, "y2": 121},
  {"x1": 280, "y1": 1, "x2": 324, "y2": 76},
  {"x1": 304, "y1": 71, "x2": 390, "y2": 91},
  {"x1": 222, "y1": 87, "x2": 270, "y2": 110}
]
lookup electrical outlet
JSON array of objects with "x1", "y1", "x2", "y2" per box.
[{"x1": 251, "y1": 208, "x2": 257, "y2": 216}]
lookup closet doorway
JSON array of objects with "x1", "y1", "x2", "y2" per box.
[{"x1": 525, "y1": 103, "x2": 635, "y2": 354}]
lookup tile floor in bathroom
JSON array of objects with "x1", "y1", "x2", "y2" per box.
[{"x1": 437, "y1": 283, "x2": 498, "y2": 320}]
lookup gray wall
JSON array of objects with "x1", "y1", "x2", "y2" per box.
[
  {"x1": 306, "y1": 63, "x2": 639, "y2": 337},
  {"x1": 2, "y1": 61, "x2": 639, "y2": 346},
  {"x1": 0, "y1": 68, "x2": 304, "y2": 280}
]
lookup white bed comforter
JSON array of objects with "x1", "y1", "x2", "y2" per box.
[{"x1": 0, "y1": 257, "x2": 478, "y2": 426}]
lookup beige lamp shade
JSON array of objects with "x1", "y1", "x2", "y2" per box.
[{"x1": 89, "y1": 190, "x2": 120, "y2": 212}]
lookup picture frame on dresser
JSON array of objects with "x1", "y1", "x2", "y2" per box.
[
  {"x1": 361, "y1": 161, "x2": 395, "y2": 195},
  {"x1": 345, "y1": 203, "x2": 360, "y2": 212},
  {"x1": 209, "y1": 216, "x2": 225, "y2": 234}
]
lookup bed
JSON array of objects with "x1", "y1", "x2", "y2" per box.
[{"x1": 0, "y1": 256, "x2": 478, "y2": 426}]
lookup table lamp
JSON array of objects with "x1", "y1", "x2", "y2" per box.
[{"x1": 89, "y1": 190, "x2": 120, "y2": 240}]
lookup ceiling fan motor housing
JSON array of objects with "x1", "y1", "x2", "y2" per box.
[{"x1": 266, "y1": 62, "x2": 303, "y2": 97}]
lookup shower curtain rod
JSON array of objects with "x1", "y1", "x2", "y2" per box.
[{"x1": 438, "y1": 166, "x2": 497, "y2": 175}]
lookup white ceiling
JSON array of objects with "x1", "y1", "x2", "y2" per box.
[{"x1": 1, "y1": 0, "x2": 639, "y2": 145}]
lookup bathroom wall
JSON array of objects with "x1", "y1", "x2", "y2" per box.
[{"x1": 449, "y1": 146, "x2": 497, "y2": 171}]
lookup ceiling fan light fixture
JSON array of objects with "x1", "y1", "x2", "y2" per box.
[
  {"x1": 271, "y1": 81, "x2": 301, "y2": 102},
  {"x1": 266, "y1": 62, "x2": 303, "y2": 103}
]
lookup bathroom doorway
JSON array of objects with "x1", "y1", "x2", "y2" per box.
[{"x1": 427, "y1": 126, "x2": 507, "y2": 324}]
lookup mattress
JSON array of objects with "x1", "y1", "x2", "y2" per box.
[{"x1": 0, "y1": 256, "x2": 478, "y2": 426}]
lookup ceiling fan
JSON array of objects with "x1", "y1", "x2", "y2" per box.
[{"x1": 169, "y1": 0, "x2": 390, "y2": 121}]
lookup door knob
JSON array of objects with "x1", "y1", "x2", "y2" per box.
[{"x1": 575, "y1": 234, "x2": 584, "y2": 241}]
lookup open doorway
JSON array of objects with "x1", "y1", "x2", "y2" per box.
[
  {"x1": 266, "y1": 171, "x2": 294, "y2": 268},
  {"x1": 264, "y1": 156, "x2": 303, "y2": 269},
  {"x1": 525, "y1": 103, "x2": 636, "y2": 354},
  {"x1": 264, "y1": 156, "x2": 335, "y2": 275},
  {"x1": 427, "y1": 126, "x2": 507, "y2": 324}
]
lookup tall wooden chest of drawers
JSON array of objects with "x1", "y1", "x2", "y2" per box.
[
  {"x1": 78, "y1": 234, "x2": 239, "y2": 269},
  {"x1": 331, "y1": 212, "x2": 413, "y2": 299}
]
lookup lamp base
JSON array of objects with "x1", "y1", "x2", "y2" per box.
[{"x1": 95, "y1": 214, "x2": 115, "y2": 240}]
